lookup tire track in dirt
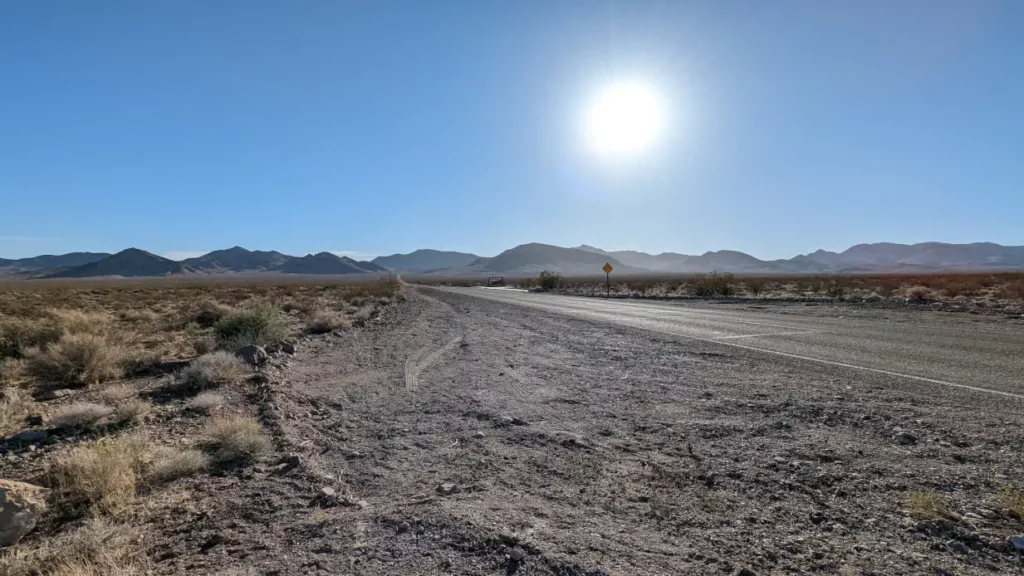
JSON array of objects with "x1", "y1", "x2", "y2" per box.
[{"x1": 404, "y1": 336, "x2": 463, "y2": 390}]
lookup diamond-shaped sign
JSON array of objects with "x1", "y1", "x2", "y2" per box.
[{"x1": 602, "y1": 262, "x2": 614, "y2": 274}]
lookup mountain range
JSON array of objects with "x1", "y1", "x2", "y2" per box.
[{"x1": 2, "y1": 241, "x2": 1023, "y2": 279}]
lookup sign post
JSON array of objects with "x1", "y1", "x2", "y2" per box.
[{"x1": 602, "y1": 262, "x2": 613, "y2": 298}]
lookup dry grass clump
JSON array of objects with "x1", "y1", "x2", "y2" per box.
[
  {"x1": 191, "y1": 300, "x2": 234, "y2": 328},
  {"x1": 905, "y1": 285, "x2": 934, "y2": 301},
  {"x1": 1, "y1": 357, "x2": 24, "y2": 386},
  {"x1": 113, "y1": 400, "x2": 151, "y2": 425},
  {"x1": 116, "y1": 309, "x2": 159, "y2": 324},
  {"x1": 214, "y1": 305, "x2": 288, "y2": 349},
  {"x1": 49, "y1": 309, "x2": 114, "y2": 336},
  {"x1": 171, "y1": 351, "x2": 247, "y2": 390},
  {"x1": 202, "y1": 415, "x2": 272, "y2": 463},
  {"x1": 49, "y1": 436, "x2": 149, "y2": 513},
  {"x1": 906, "y1": 490, "x2": 951, "y2": 520},
  {"x1": 1001, "y1": 484, "x2": 1024, "y2": 518},
  {"x1": 0, "y1": 387, "x2": 32, "y2": 437},
  {"x1": 0, "y1": 317, "x2": 63, "y2": 359},
  {"x1": 148, "y1": 447, "x2": 209, "y2": 483},
  {"x1": 98, "y1": 383, "x2": 136, "y2": 403},
  {"x1": 50, "y1": 403, "x2": 115, "y2": 430},
  {"x1": 0, "y1": 517, "x2": 146, "y2": 576},
  {"x1": 186, "y1": 391, "x2": 224, "y2": 414},
  {"x1": 307, "y1": 309, "x2": 350, "y2": 334},
  {"x1": 25, "y1": 333, "x2": 125, "y2": 387}
]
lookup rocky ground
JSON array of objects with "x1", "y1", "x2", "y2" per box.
[{"x1": 5, "y1": 286, "x2": 1024, "y2": 575}]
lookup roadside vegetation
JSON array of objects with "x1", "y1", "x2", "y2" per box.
[
  {"x1": 456, "y1": 271, "x2": 1024, "y2": 313},
  {"x1": 0, "y1": 277, "x2": 405, "y2": 574}
]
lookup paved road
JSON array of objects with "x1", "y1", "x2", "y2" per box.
[{"x1": 435, "y1": 287, "x2": 1024, "y2": 399}]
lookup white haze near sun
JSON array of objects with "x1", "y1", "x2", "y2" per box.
[{"x1": 584, "y1": 81, "x2": 668, "y2": 157}]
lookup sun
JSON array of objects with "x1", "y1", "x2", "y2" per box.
[{"x1": 585, "y1": 82, "x2": 666, "y2": 156}]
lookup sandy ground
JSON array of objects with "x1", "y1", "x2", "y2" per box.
[{"x1": 141, "y1": 287, "x2": 1024, "y2": 575}]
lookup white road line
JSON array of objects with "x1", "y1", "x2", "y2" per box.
[
  {"x1": 634, "y1": 324, "x2": 1024, "y2": 401},
  {"x1": 405, "y1": 336, "x2": 463, "y2": 391},
  {"x1": 713, "y1": 330, "x2": 821, "y2": 340}
]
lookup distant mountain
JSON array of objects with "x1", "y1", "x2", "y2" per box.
[
  {"x1": 372, "y1": 249, "x2": 480, "y2": 271},
  {"x1": 8, "y1": 241, "x2": 1024, "y2": 280},
  {"x1": 0, "y1": 252, "x2": 111, "y2": 273},
  {"x1": 354, "y1": 260, "x2": 389, "y2": 273},
  {"x1": 182, "y1": 246, "x2": 290, "y2": 272},
  {"x1": 276, "y1": 252, "x2": 374, "y2": 275},
  {"x1": 473, "y1": 243, "x2": 641, "y2": 276},
  {"x1": 46, "y1": 249, "x2": 184, "y2": 278},
  {"x1": 577, "y1": 246, "x2": 695, "y2": 272}
]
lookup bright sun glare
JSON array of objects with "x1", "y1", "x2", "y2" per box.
[{"x1": 585, "y1": 82, "x2": 666, "y2": 156}]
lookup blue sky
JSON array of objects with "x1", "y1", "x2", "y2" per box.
[{"x1": 2, "y1": 1, "x2": 1022, "y2": 261}]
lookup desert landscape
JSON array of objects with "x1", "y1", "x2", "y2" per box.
[{"x1": 1, "y1": 265, "x2": 1023, "y2": 575}]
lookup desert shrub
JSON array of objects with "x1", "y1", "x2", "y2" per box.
[
  {"x1": 0, "y1": 357, "x2": 24, "y2": 387},
  {"x1": 307, "y1": 309, "x2": 349, "y2": 334},
  {"x1": 349, "y1": 305, "x2": 374, "y2": 326},
  {"x1": 906, "y1": 490, "x2": 951, "y2": 520},
  {"x1": 906, "y1": 285, "x2": 933, "y2": 301},
  {"x1": 202, "y1": 415, "x2": 272, "y2": 463},
  {"x1": 0, "y1": 517, "x2": 145, "y2": 576},
  {"x1": 187, "y1": 391, "x2": 225, "y2": 414},
  {"x1": 517, "y1": 277, "x2": 535, "y2": 289},
  {"x1": 191, "y1": 300, "x2": 234, "y2": 328},
  {"x1": 50, "y1": 403, "x2": 115, "y2": 430},
  {"x1": 25, "y1": 333, "x2": 124, "y2": 387},
  {"x1": 49, "y1": 436, "x2": 149, "y2": 512},
  {"x1": 117, "y1": 309, "x2": 159, "y2": 324},
  {"x1": 691, "y1": 273, "x2": 735, "y2": 297},
  {"x1": 148, "y1": 447, "x2": 209, "y2": 483},
  {"x1": 214, "y1": 305, "x2": 288, "y2": 349},
  {"x1": 0, "y1": 317, "x2": 63, "y2": 359},
  {"x1": 50, "y1": 309, "x2": 113, "y2": 337},
  {"x1": 825, "y1": 281, "x2": 845, "y2": 299},
  {"x1": 281, "y1": 300, "x2": 303, "y2": 313},
  {"x1": 113, "y1": 400, "x2": 150, "y2": 425},
  {"x1": 538, "y1": 271, "x2": 562, "y2": 290},
  {"x1": 0, "y1": 387, "x2": 32, "y2": 437},
  {"x1": 171, "y1": 351, "x2": 247, "y2": 390},
  {"x1": 98, "y1": 383, "x2": 135, "y2": 403},
  {"x1": 744, "y1": 278, "x2": 767, "y2": 298},
  {"x1": 1001, "y1": 484, "x2": 1024, "y2": 518}
]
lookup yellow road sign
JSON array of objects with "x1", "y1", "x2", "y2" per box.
[{"x1": 602, "y1": 262, "x2": 614, "y2": 274}]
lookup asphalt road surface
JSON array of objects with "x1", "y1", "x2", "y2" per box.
[{"x1": 437, "y1": 286, "x2": 1024, "y2": 398}]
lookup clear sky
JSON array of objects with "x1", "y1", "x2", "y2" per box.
[{"x1": 2, "y1": 1, "x2": 1022, "y2": 261}]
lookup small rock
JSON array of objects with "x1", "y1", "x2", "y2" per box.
[
  {"x1": 474, "y1": 431, "x2": 485, "y2": 439},
  {"x1": 947, "y1": 540, "x2": 970, "y2": 555},
  {"x1": 1008, "y1": 534, "x2": 1024, "y2": 552},
  {"x1": 26, "y1": 415, "x2": 44, "y2": 427},
  {"x1": 310, "y1": 486, "x2": 338, "y2": 508},
  {"x1": 773, "y1": 456, "x2": 788, "y2": 464},
  {"x1": 236, "y1": 345, "x2": 268, "y2": 366},
  {"x1": 281, "y1": 340, "x2": 297, "y2": 354},
  {"x1": 8, "y1": 429, "x2": 47, "y2": 444},
  {"x1": 436, "y1": 482, "x2": 460, "y2": 496},
  {"x1": 509, "y1": 547, "x2": 525, "y2": 561},
  {"x1": 265, "y1": 343, "x2": 282, "y2": 354},
  {"x1": 494, "y1": 416, "x2": 514, "y2": 428},
  {"x1": 397, "y1": 521, "x2": 410, "y2": 534},
  {"x1": 0, "y1": 479, "x2": 48, "y2": 546},
  {"x1": 896, "y1": 432, "x2": 918, "y2": 445},
  {"x1": 37, "y1": 389, "x2": 69, "y2": 401},
  {"x1": 511, "y1": 417, "x2": 528, "y2": 426},
  {"x1": 737, "y1": 569, "x2": 758, "y2": 576}
]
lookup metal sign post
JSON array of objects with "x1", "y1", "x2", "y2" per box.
[{"x1": 602, "y1": 262, "x2": 613, "y2": 298}]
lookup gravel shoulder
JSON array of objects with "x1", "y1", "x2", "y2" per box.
[{"x1": 177, "y1": 286, "x2": 1024, "y2": 575}]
